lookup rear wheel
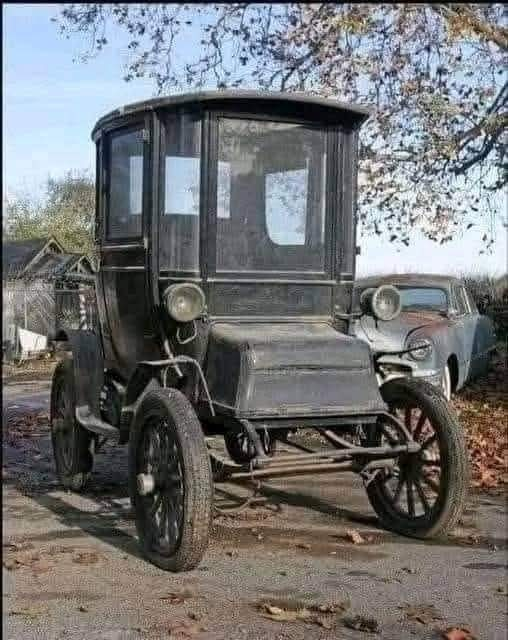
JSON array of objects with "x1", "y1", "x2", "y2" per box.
[
  {"x1": 366, "y1": 378, "x2": 468, "y2": 539},
  {"x1": 129, "y1": 388, "x2": 213, "y2": 572},
  {"x1": 50, "y1": 359, "x2": 93, "y2": 491}
]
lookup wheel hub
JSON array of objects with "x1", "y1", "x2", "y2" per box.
[{"x1": 137, "y1": 473, "x2": 156, "y2": 496}]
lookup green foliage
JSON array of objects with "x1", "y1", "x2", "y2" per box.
[{"x1": 4, "y1": 171, "x2": 95, "y2": 257}]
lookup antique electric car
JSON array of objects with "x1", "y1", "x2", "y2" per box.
[{"x1": 50, "y1": 91, "x2": 468, "y2": 572}]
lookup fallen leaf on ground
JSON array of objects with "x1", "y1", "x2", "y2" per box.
[
  {"x1": 451, "y1": 349, "x2": 508, "y2": 492},
  {"x1": 342, "y1": 614, "x2": 379, "y2": 633},
  {"x1": 168, "y1": 620, "x2": 205, "y2": 638},
  {"x1": 309, "y1": 600, "x2": 350, "y2": 615},
  {"x1": 345, "y1": 529, "x2": 365, "y2": 544},
  {"x1": 261, "y1": 603, "x2": 311, "y2": 622},
  {"x1": 9, "y1": 607, "x2": 45, "y2": 620},
  {"x1": 295, "y1": 542, "x2": 311, "y2": 550},
  {"x1": 400, "y1": 603, "x2": 444, "y2": 625},
  {"x1": 334, "y1": 529, "x2": 365, "y2": 544},
  {"x1": 31, "y1": 559, "x2": 53, "y2": 574},
  {"x1": 441, "y1": 627, "x2": 477, "y2": 640},
  {"x1": 258, "y1": 599, "x2": 348, "y2": 628},
  {"x1": 72, "y1": 551, "x2": 101, "y2": 565},
  {"x1": 316, "y1": 616, "x2": 333, "y2": 629},
  {"x1": 160, "y1": 589, "x2": 195, "y2": 605},
  {"x1": 47, "y1": 545, "x2": 76, "y2": 556},
  {"x1": 400, "y1": 566, "x2": 419, "y2": 574},
  {"x1": 3, "y1": 541, "x2": 34, "y2": 552}
]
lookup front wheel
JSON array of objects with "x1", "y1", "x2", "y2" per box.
[
  {"x1": 366, "y1": 378, "x2": 469, "y2": 539},
  {"x1": 129, "y1": 388, "x2": 213, "y2": 572}
]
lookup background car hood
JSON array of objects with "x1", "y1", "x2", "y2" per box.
[{"x1": 354, "y1": 311, "x2": 449, "y2": 352}]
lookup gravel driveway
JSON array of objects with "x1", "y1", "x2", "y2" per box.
[{"x1": 2, "y1": 379, "x2": 507, "y2": 640}]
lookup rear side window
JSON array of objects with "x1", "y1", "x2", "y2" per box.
[{"x1": 106, "y1": 127, "x2": 144, "y2": 239}]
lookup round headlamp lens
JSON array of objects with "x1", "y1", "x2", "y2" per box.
[
  {"x1": 164, "y1": 283, "x2": 205, "y2": 323},
  {"x1": 372, "y1": 285, "x2": 401, "y2": 322},
  {"x1": 408, "y1": 338, "x2": 433, "y2": 361}
]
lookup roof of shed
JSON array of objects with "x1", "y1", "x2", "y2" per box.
[
  {"x1": 2, "y1": 238, "x2": 53, "y2": 277},
  {"x1": 2, "y1": 237, "x2": 91, "y2": 279}
]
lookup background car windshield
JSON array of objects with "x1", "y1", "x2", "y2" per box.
[
  {"x1": 216, "y1": 117, "x2": 327, "y2": 273},
  {"x1": 399, "y1": 287, "x2": 448, "y2": 311}
]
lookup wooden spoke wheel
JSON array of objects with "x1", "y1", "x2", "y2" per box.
[
  {"x1": 50, "y1": 359, "x2": 93, "y2": 491},
  {"x1": 129, "y1": 388, "x2": 213, "y2": 572},
  {"x1": 366, "y1": 378, "x2": 468, "y2": 539}
]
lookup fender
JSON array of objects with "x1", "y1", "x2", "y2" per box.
[
  {"x1": 58, "y1": 329, "x2": 118, "y2": 440},
  {"x1": 64, "y1": 329, "x2": 104, "y2": 417}
]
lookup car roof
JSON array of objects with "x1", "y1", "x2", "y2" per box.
[
  {"x1": 355, "y1": 274, "x2": 461, "y2": 289},
  {"x1": 91, "y1": 90, "x2": 371, "y2": 139}
]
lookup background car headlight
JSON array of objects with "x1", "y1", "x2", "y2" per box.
[
  {"x1": 407, "y1": 338, "x2": 433, "y2": 361},
  {"x1": 361, "y1": 285, "x2": 401, "y2": 322},
  {"x1": 163, "y1": 283, "x2": 205, "y2": 323}
]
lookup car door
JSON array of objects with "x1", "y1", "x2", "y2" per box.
[{"x1": 464, "y1": 287, "x2": 495, "y2": 378}]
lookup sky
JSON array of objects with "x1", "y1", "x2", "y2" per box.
[{"x1": 3, "y1": 3, "x2": 507, "y2": 276}]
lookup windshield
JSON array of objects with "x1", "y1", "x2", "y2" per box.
[
  {"x1": 398, "y1": 287, "x2": 448, "y2": 312},
  {"x1": 215, "y1": 117, "x2": 328, "y2": 273}
]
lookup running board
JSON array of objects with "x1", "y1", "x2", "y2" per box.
[{"x1": 75, "y1": 405, "x2": 120, "y2": 441}]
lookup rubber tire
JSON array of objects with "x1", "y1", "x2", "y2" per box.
[
  {"x1": 129, "y1": 388, "x2": 213, "y2": 572},
  {"x1": 366, "y1": 378, "x2": 469, "y2": 539},
  {"x1": 441, "y1": 363, "x2": 452, "y2": 401},
  {"x1": 50, "y1": 359, "x2": 94, "y2": 491}
]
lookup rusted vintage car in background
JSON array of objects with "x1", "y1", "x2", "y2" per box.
[
  {"x1": 353, "y1": 274, "x2": 497, "y2": 400},
  {"x1": 50, "y1": 92, "x2": 469, "y2": 573}
]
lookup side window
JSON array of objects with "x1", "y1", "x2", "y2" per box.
[
  {"x1": 453, "y1": 286, "x2": 468, "y2": 315},
  {"x1": 160, "y1": 112, "x2": 201, "y2": 271},
  {"x1": 106, "y1": 127, "x2": 144, "y2": 239},
  {"x1": 265, "y1": 168, "x2": 308, "y2": 245}
]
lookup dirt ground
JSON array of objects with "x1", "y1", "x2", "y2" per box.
[{"x1": 2, "y1": 375, "x2": 507, "y2": 640}]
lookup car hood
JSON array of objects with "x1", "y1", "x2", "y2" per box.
[{"x1": 353, "y1": 311, "x2": 449, "y2": 352}]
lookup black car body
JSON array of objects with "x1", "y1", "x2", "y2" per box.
[
  {"x1": 56, "y1": 90, "x2": 388, "y2": 435},
  {"x1": 49, "y1": 92, "x2": 470, "y2": 571},
  {"x1": 353, "y1": 274, "x2": 497, "y2": 398}
]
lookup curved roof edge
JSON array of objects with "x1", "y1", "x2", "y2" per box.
[{"x1": 91, "y1": 90, "x2": 371, "y2": 139}]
